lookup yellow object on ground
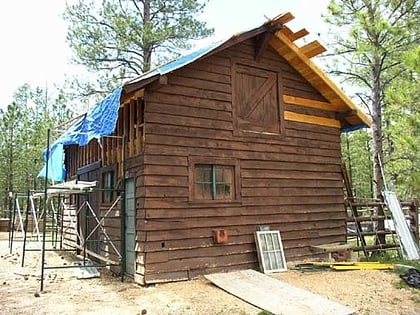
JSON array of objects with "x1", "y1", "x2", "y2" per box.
[{"x1": 298, "y1": 261, "x2": 394, "y2": 271}]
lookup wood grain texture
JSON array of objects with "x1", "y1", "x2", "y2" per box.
[{"x1": 63, "y1": 28, "x2": 353, "y2": 284}]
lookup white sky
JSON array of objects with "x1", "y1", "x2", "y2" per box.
[{"x1": 0, "y1": 0, "x2": 330, "y2": 108}]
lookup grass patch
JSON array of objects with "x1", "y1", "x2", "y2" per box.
[
  {"x1": 364, "y1": 250, "x2": 420, "y2": 290},
  {"x1": 411, "y1": 296, "x2": 420, "y2": 304},
  {"x1": 367, "y1": 252, "x2": 420, "y2": 271}
]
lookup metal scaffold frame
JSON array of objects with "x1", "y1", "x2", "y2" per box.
[
  {"x1": 8, "y1": 129, "x2": 127, "y2": 291},
  {"x1": 8, "y1": 182, "x2": 125, "y2": 290}
]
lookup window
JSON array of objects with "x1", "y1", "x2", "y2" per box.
[
  {"x1": 189, "y1": 157, "x2": 240, "y2": 202},
  {"x1": 255, "y1": 230, "x2": 287, "y2": 273},
  {"x1": 102, "y1": 170, "x2": 114, "y2": 203},
  {"x1": 195, "y1": 165, "x2": 234, "y2": 200}
]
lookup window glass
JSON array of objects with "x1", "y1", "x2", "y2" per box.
[
  {"x1": 194, "y1": 164, "x2": 234, "y2": 200},
  {"x1": 103, "y1": 171, "x2": 114, "y2": 202}
]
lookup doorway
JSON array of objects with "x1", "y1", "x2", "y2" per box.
[{"x1": 124, "y1": 178, "x2": 136, "y2": 276}]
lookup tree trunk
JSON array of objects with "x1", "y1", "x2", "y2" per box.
[
  {"x1": 142, "y1": 0, "x2": 152, "y2": 72},
  {"x1": 7, "y1": 127, "x2": 14, "y2": 196},
  {"x1": 371, "y1": 58, "x2": 386, "y2": 245}
]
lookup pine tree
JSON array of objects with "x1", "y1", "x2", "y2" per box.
[
  {"x1": 325, "y1": 0, "x2": 419, "y2": 198},
  {"x1": 63, "y1": 0, "x2": 214, "y2": 97}
]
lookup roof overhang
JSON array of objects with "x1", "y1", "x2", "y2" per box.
[
  {"x1": 268, "y1": 13, "x2": 371, "y2": 130},
  {"x1": 122, "y1": 12, "x2": 371, "y2": 131}
]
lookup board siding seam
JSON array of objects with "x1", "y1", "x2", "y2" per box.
[{"x1": 284, "y1": 111, "x2": 341, "y2": 128}]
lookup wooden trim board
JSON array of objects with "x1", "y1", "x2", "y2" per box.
[
  {"x1": 284, "y1": 111, "x2": 341, "y2": 128},
  {"x1": 205, "y1": 269, "x2": 354, "y2": 315}
]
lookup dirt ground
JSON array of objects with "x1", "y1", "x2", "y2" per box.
[{"x1": 1, "y1": 232, "x2": 419, "y2": 315}]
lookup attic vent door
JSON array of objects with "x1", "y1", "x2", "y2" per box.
[{"x1": 233, "y1": 63, "x2": 283, "y2": 136}]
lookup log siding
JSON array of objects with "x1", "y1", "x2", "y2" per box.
[{"x1": 138, "y1": 39, "x2": 346, "y2": 283}]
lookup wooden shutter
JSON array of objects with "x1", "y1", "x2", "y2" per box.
[{"x1": 233, "y1": 63, "x2": 282, "y2": 135}]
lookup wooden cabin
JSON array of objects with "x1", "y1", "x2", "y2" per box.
[{"x1": 63, "y1": 13, "x2": 371, "y2": 284}]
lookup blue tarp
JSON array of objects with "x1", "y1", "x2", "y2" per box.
[
  {"x1": 38, "y1": 87, "x2": 122, "y2": 182},
  {"x1": 125, "y1": 39, "x2": 228, "y2": 86}
]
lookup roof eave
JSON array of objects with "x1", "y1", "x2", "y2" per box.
[{"x1": 269, "y1": 30, "x2": 371, "y2": 129}]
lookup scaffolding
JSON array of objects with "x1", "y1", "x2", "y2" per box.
[
  {"x1": 8, "y1": 180, "x2": 125, "y2": 290},
  {"x1": 8, "y1": 128, "x2": 127, "y2": 291}
]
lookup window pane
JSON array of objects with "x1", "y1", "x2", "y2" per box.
[
  {"x1": 214, "y1": 166, "x2": 234, "y2": 200},
  {"x1": 103, "y1": 171, "x2": 114, "y2": 202},
  {"x1": 195, "y1": 164, "x2": 212, "y2": 183},
  {"x1": 195, "y1": 165, "x2": 213, "y2": 200},
  {"x1": 194, "y1": 182, "x2": 212, "y2": 200}
]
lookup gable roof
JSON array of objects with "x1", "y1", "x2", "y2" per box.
[{"x1": 123, "y1": 12, "x2": 371, "y2": 131}]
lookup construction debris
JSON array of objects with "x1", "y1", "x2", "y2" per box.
[
  {"x1": 296, "y1": 261, "x2": 394, "y2": 271},
  {"x1": 400, "y1": 268, "x2": 420, "y2": 288}
]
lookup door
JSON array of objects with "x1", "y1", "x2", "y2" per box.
[
  {"x1": 124, "y1": 178, "x2": 136, "y2": 276},
  {"x1": 232, "y1": 63, "x2": 282, "y2": 135}
]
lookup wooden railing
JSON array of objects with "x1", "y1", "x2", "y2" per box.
[{"x1": 346, "y1": 198, "x2": 419, "y2": 254}]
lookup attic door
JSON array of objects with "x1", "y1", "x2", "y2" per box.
[{"x1": 233, "y1": 63, "x2": 282, "y2": 136}]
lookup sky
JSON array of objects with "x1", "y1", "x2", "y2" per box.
[{"x1": 0, "y1": 0, "x2": 330, "y2": 108}]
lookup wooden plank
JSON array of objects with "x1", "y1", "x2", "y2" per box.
[
  {"x1": 168, "y1": 73, "x2": 231, "y2": 94},
  {"x1": 146, "y1": 252, "x2": 257, "y2": 273},
  {"x1": 285, "y1": 104, "x2": 337, "y2": 120},
  {"x1": 146, "y1": 112, "x2": 233, "y2": 131},
  {"x1": 174, "y1": 67, "x2": 231, "y2": 84},
  {"x1": 285, "y1": 111, "x2": 341, "y2": 128},
  {"x1": 145, "y1": 203, "x2": 344, "y2": 220},
  {"x1": 155, "y1": 85, "x2": 231, "y2": 102},
  {"x1": 241, "y1": 169, "x2": 342, "y2": 180},
  {"x1": 255, "y1": 23, "x2": 283, "y2": 62},
  {"x1": 283, "y1": 95, "x2": 338, "y2": 111},
  {"x1": 139, "y1": 212, "x2": 346, "y2": 233},
  {"x1": 146, "y1": 122, "x2": 340, "y2": 150},
  {"x1": 270, "y1": 33, "x2": 371, "y2": 127},
  {"x1": 129, "y1": 100, "x2": 136, "y2": 156},
  {"x1": 146, "y1": 91, "x2": 232, "y2": 111},
  {"x1": 300, "y1": 40, "x2": 327, "y2": 59},
  {"x1": 273, "y1": 11, "x2": 295, "y2": 25},
  {"x1": 241, "y1": 160, "x2": 342, "y2": 172},
  {"x1": 145, "y1": 134, "x2": 340, "y2": 157},
  {"x1": 146, "y1": 102, "x2": 231, "y2": 122},
  {"x1": 205, "y1": 269, "x2": 354, "y2": 315},
  {"x1": 282, "y1": 26, "x2": 309, "y2": 42}
]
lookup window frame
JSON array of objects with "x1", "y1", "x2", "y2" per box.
[
  {"x1": 188, "y1": 156, "x2": 241, "y2": 203},
  {"x1": 101, "y1": 167, "x2": 116, "y2": 204}
]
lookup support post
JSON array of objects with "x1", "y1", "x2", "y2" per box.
[
  {"x1": 9, "y1": 194, "x2": 17, "y2": 254},
  {"x1": 22, "y1": 191, "x2": 31, "y2": 267},
  {"x1": 40, "y1": 128, "x2": 50, "y2": 292},
  {"x1": 120, "y1": 136, "x2": 126, "y2": 282},
  {"x1": 7, "y1": 192, "x2": 13, "y2": 249}
]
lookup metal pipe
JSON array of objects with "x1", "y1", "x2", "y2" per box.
[
  {"x1": 21, "y1": 191, "x2": 31, "y2": 267},
  {"x1": 9, "y1": 194, "x2": 17, "y2": 254},
  {"x1": 40, "y1": 128, "x2": 50, "y2": 292},
  {"x1": 120, "y1": 135, "x2": 126, "y2": 282},
  {"x1": 7, "y1": 192, "x2": 13, "y2": 249}
]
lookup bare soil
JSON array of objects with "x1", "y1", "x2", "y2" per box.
[{"x1": 1, "y1": 232, "x2": 419, "y2": 315}]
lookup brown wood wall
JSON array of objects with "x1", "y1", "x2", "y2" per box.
[{"x1": 138, "y1": 39, "x2": 346, "y2": 283}]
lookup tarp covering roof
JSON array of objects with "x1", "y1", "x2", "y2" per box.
[
  {"x1": 39, "y1": 12, "x2": 372, "y2": 182},
  {"x1": 125, "y1": 39, "x2": 227, "y2": 88},
  {"x1": 38, "y1": 88, "x2": 122, "y2": 181}
]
